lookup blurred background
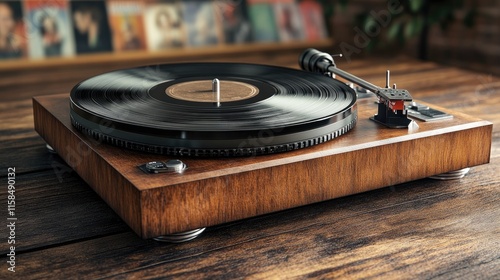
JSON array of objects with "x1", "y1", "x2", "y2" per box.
[
  {"x1": 0, "y1": 0, "x2": 498, "y2": 98},
  {"x1": 329, "y1": 0, "x2": 500, "y2": 75}
]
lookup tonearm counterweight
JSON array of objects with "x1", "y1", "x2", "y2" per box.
[{"x1": 300, "y1": 48, "x2": 413, "y2": 128}]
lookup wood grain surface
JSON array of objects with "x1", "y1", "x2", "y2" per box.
[
  {"x1": 0, "y1": 53, "x2": 499, "y2": 279},
  {"x1": 33, "y1": 94, "x2": 492, "y2": 238}
]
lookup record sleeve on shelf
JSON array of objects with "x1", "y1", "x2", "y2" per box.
[
  {"x1": 216, "y1": 0, "x2": 252, "y2": 44},
  {"x1": 25, "y1": 0, "x2": 75, "y2": 59},
  {"x1": 0, "y1": 0, "x2": 334, "y2": 69},
  {"x1": 298, "y1": 0, "x2": 327, "y2": 41},
  {"x1": 247, "y1": 0, "x2": 279, "y2": 42},
  {"x1": 274, "y1": 0, "x2": 304, "y2": 42},
  {"x1": 107, "y1": 0, "x2": 147, "y2": 52},
  {"x1": 144, "y1": 1, "x2": 185, "y2": 50},
  {"x1": 0, "y1": 0, "x2": 27, "y2": 60},
  {"x1": 69, "y1": 0, "x2": 113, "y2": 54},
  {"x1": 183, "y1": 1, "x2": 220, "y2": 47}
]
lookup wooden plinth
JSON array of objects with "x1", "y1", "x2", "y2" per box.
[{"x1": 33, "y1": 94, "x2": 492, "y2": 238}]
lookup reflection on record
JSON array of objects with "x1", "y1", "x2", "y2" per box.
[{"x1": 70, "y1": 63, "x2": 357, "y2": 156}]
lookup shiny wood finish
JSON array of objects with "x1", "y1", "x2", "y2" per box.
[
  {"x1": 1, "y1": 56, "x2": 499, "y2": 278},
  {"x1": 33, "y1": 94, "x2": 492, "y2": 238}
]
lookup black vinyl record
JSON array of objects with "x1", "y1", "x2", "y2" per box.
[{"x1": 70, "y1": 63, "x2": 357, "y2": 156}]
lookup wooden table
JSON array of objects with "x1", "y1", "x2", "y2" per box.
[{"x1": 1, "y1": 55, "x2": 499, "y2": 278}]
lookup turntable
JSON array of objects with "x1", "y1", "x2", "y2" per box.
[{"x1": 33, "y1": 49, "x2": 492, "y2": 242}]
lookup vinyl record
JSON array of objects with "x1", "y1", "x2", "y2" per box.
[{"x1": 70, "y1": 63, "x2": 357, "y2": 156}]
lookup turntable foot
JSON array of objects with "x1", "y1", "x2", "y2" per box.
[
  {"x1": 46, "y1": 144, "x2": 57, "y2": 154},
  {"x1": 428, "y1": 168, "x2": 471, "y2": 180},
  {"x1": 153, "y1": 228, "x2": 206, "y2": 243}
]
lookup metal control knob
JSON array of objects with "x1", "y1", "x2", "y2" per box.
[
  {"x1": 141, "y1": 159, "x2": 187, "y2": 174},
  {"x1": 165, "y1": 159, "x2": 187, "y2": 173}
]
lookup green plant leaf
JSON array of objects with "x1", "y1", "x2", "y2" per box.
[
  {"x1": 410, "y1": 0, "x2": 424, "y2": 12},
  {"x1": 348, "y1": 0, "x2": 476, "y2": 53},
  {"x1": 363, "y1": 16, "x2": 377, "y2": 34},
  {"x1": 403, "y1": 17, "x2": 424, "y2": 39},
  {"x1": 387, "y1": 22, "x2": 401, "y2": 42},
  {"x1": 404, "y1": 21, "x2": 413, "y2": 39},
  {"x1": 414, "y1": 17, "x2": 425, "y2": 35}
]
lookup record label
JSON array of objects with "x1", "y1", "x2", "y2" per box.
[{"x1": 166, "y1": 80, "x2": 259, "y2": 103}]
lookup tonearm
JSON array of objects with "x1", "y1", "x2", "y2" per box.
[{"x1": 300, "y1": 48, "x2": 413, "y2": 128}]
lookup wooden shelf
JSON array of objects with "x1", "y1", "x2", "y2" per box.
[{"x1": 0, "y1": 39, "x2": 334, "y2": 71}]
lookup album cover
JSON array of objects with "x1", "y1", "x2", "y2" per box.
[
  {"x1": 215, "y1": 0, "x2": 252, "y2": 44},
  {"x1": 247, "y1": 0, "x2": 278, "y2": 42},
  {"x1": 144, "y1": 1, "x2": 185, "y2": 50},
  {"x1": 0, "y1": 1, "x2": 27, "y2": 59},
  {"x1": 69, "y1": 0, "x2": 113, "y2": 54},
  {"x1": 274, "y1": 0, "x2": 304, "y2": 42},
  {"x1": 183, "y1": 1, "x2": 219, "y2": 47},
  {"x1": 24, "y1": 0, "x2": 75, "y2": 59},
  {"x1": 107, "y1": 0, "x2": 147, "y2": 52},
  {"x1": 298, "y1": 0, "x2": 327, "y2": 41}
]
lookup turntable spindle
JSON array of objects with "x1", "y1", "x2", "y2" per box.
[
  {"x1": 385, "y1": 70, "x2": 390, "y2": 88},
  {"x1": 213, "y1": 78, "x2": 220, "y2": 107}
]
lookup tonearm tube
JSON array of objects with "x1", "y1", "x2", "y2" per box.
[{"x1": 300, "y1": 48, "x2": 413, "y2": 128}]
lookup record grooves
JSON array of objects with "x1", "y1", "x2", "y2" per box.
[{"x1": 70, "y1": 63, "x2": 357, "y2": 157}]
